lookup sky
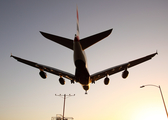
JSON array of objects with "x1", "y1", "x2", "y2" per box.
[{"x1": 0, "y1": 0, "x2": 168, "y2": 120}]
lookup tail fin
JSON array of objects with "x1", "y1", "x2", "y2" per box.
[{"x1": 76, "y1": 5, "x2": 80, "y2": 39}]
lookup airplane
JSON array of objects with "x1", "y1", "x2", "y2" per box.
[{"x1": 11, "y1": 7, "x2": 158, "y2": 94}]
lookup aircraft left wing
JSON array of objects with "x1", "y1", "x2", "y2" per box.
[
  {"x1": 90, "y1": 52, "x2": 158, "y2": 81},
  {"x1": 10, "y1": 55, "x2": 75, "y2": 81}
]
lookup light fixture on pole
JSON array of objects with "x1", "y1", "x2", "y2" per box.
[{"x1": 140, "y1": 84, "x2": 168, "y2": 118}]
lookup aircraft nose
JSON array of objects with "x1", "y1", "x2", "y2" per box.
[
  {"x1": 83, "y1": 85, "x2": 89, "y2": 91},
  {"x1": 83, "y1": 85, "x2": 89, "y2": 94}
]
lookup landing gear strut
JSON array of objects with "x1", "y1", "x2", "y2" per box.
[{"x1": 85, "y1": 91, "x2": 87, "y2": 94}]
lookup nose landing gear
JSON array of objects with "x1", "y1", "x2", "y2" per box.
[{"x1": 85, "y1": 91, "x2": 88, "y2": 94}]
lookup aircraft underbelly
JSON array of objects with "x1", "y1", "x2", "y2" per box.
[
  {"x1": 75, "y1": 60, "x2": 90, "y2": 84},
  {"x1": 73, "y1": 41, "x2": 90, "y2": 85}
]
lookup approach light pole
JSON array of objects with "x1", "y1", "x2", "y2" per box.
[
  {"x1": 55, "y1": 94, "x2": 75, "y2": 120},
  {"x1": 140, "y1": 84, "x2": 168, "y2": 118}
]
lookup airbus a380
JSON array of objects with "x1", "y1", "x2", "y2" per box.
[{"x1": 11, "y1": 7, "x2": 157, "y2": 94}]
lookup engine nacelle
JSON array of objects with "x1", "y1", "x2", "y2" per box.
[
  {"x1": 122, "y1": 70, "x2": 129, "y2": 79},
  {"x1": 59, "y1": 77, "x2": 65, "y2": 85},
  {"x1": 104, "y1": 77, "x2": 110, "y2": 85},
  {"x1": 39, "y1": 71, "x2": 47, "y2": 79}
]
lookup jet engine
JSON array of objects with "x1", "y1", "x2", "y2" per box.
[
  {"x1": 122, "y1": 70, "x2": 129, "y2": 79},
  {"x1": 59, "y1": 77, "x2": 65, "y2": 85},
  {"x1": 104, "y1": 77, "x2": 110, "y2": 85},
  {"x1": 39, "y1": 71, "x2": 47, "y2": 79}
]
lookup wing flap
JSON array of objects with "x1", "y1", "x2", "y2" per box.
[
  {"x1": 40, "y1": 31, "x2": 74, "y2": 50},
  {"x1": 36, "y1": 63, "x2": 75, "y2": 81},
  {"x1": 80, "y1": 29, "x2": 113, "y2": 50},
  {"x1": 90, "y1": 63, "x2": 128, "y2": 81},
  {"x1": 11, "y1": 55, "x2": 75, "y2": 81},
  {"x1": 127, "y1": 52, "x2": 158, "y2": 68}
]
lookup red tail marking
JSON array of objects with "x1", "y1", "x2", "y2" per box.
[{"x1": 76, "y1": 6, "x2": 80, "y2": 38}]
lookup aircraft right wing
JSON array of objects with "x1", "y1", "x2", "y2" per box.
[
  {"x1": 80, "y1": 29, "x2": 113, "y2": 50},
  {"x1": 11, "y1": 55, "x2": 75, "y2": 81},
  {"x1": 90, "y1": 52, "x2": 158, "y2": 81}
]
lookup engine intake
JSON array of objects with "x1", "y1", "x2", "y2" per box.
[
  {"x1": 122, "y1": 70, "x2": 129, "y2": 79},
  {"x1": 59, "y1": 77, "x2": 65, "y2": 85},
  {"x1": 104, "y1": 77, "x2": 110, "y2": 85},
  {"x1": 39, "y1": 71, "x2": 47, "y2": 79}
]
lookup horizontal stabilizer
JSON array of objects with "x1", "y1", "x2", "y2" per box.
[
  {"x1": 40, "y1": 31, "x2": 74, "y2": 50},
  {"x1": 80, "y1": 29, "x2": 113, "y2": 50}
]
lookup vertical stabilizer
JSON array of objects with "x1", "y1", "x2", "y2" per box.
[{"x1": 76, "y1": 5, "x2": 80, "y2": 39}]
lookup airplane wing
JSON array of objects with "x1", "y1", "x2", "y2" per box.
[
  {"x1": 40, "y1": 31, "x2": 74, "y2": 50},
  {"x1": 80, "y1": 29, "x2": 113, "y2": 50},
  {"x1": 90, "y1": 52, "x2": 158, "y2": 81},
  {"x1": 11, "y1": 55, "x2": 75, "y2": 81}
]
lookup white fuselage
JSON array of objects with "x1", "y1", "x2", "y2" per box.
[
  {"x1": 73, "y1": 36, "x2": 91, "y2": 91},
  {"x1": 73, "y1": 41, "x2": 87, "y2": 66}
]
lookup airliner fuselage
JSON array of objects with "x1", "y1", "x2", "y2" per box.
[{"x1": 73, "y1": 36, "x2": 91, "y2": 92}]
